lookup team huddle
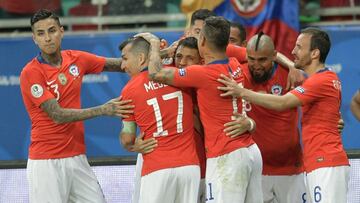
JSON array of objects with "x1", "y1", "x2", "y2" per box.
[{"x1": 20, "y1": 9, "x2": 349, "y2": 203}]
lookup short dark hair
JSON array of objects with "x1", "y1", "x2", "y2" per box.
[
  {"x1": 119, "y1": 37, "x2": 150, "y2": 57},
  {"x1": 230, "y1": 21, "x2": 246, "y2": 42},
  {"x1": 190, "y1": 9, "x2": 216, "y2": 25},
  {"x1": 203, "y1": 16, "x2": 230, "y2": 51},
  {"x1": 31, "y1": 9, "x2": 61, "y2": 29},
  {"x1": 177, "y1": 37, "x2": 198, "y2": 50},
  {"x1": 301, "y1": 27, "x2": 331, "y2": 63}
]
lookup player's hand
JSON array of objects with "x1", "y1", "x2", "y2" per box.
[
  {"x1": 224, "y1": 113, "x2": 254, "y2": 138},
  {"x1": 132, "y1": 132, "x2": 158, "y2": 154},
  {"x1": 102, "y1": 96, "x2": 134, "y2": 118},
  {"x1": 134, "y1": 32, "x2": 160, "y2": 44},
  {"x1": 217, "y1": 74, "x2": 243, "y2": 98},
  {"x1": 338, "y1": 118, "x2": 345, "y2": 133},
  {"x1": 286, "y1": 68, "x2": 306, "y2": 90},
  {"x1": 161, "y1": 40, "x2": 179, "y2": 58}
]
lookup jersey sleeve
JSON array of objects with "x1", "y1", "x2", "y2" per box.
[
  {"x1": 77, "y1": 51, "x2": 106, "y2": 74},
  {"x1": 20, "y1": 68, "x2": 55, "y2": 107},
  {"x1": 172, "y1": 65, "x2": 207, "y2": 88},
  {"x1": 226, "y1": 44, "x2": 247, "y2": 64},
  {"x1": 120, "y1": 85, "x2": 135, "y2": 122},
  {"x1": 290, "y1": 75, "x2": 324, "y2": 105}
]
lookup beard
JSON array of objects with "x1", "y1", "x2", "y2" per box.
[{"x1": 250, "y1": 68, "x2": 272, "y2": 84}]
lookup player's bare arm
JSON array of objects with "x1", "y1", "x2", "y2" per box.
[
  {"x1": 120, "y1": 121, "x2": 137, "y2": 151},
  {"x1": 120, "y1": 122, "x2": 158, "y2": 153},
  {"x1": 338, "y1": 117, "x2": 345, "y2": 133},
  {"x1": 103, "y1": 58, "x2": 124, "y2": 72},
  {"x1": 135, "y1": 32, "x2": 176, "y2": 85},
  {"x1": 224, "y1": 113, "x2": 256, "y2": 138},
  {"x1": 40, "y1": 97, "x2": 134, "y2": 124},
  {"x1": 217, "y1": 74, "x2": 301, "y2": 111},
  {"x1": 351, "y1": 90, "x2": 360, "y2": 121},
  {"x1": 275, "y1": 52, "x2": 305, "y2": 90}
]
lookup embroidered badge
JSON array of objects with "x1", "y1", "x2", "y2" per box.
[
  {"x1": 271, "y1": 84, "x2": 283, "y2": 95},
  {"x1": 30, "y1": 84, "x2": 43, "y2": 98},
  {"x1": 58, "y1": 73, "x2": 67, "y2": 85},
  {"x1": 69, "y1": 64, "x2": 79, "y2": 77}
]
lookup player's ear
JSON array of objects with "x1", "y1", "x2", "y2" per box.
[
  {"x1": 311, "y1": 49, "x2": 320, "y2": 60},
  {"x1": 272, "y1": 50, "x2": 277, "y2": 61},
  {"x1": 139, "y1": 53, "x2": 146, "y2": 65},
  {"x1": 32, "y1": 33, "x2": 38, "y2": 45}
]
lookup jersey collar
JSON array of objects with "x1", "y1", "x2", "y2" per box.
[{"x1": 208, "y1": 58, "x2": 229, "y2": 65}]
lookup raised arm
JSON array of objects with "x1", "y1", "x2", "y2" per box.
[
  {"x1": 40, "y1": 97, "x2": 134, "y2": 124},
  {"x1": 275, "y1": 52, "x2": 306, "y2": 90},
  {"x1": 135, "y1": 33, "x2": 176, "y2": 85},
  {"x1": 217, "y1": 74, "x2": 301, "y2": 111}
]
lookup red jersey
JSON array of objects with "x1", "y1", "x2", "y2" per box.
[
  {"x1": 121, "y1": 71, "x2": 199, "y2": 176},
  {"x1": 243, "y1": 64, "x2": 304, "y2": 175},
  {"x1": 290, "y1": 68, "x2": 349, "y2": 173},
  {"x1": 226, "y1": 44, "x2": 247, "y2": 64},
  {"x1": 173, "y1": 57, "x2": 254, "y2": 158},
  {"x1": 20, "y1": 50, "x2": 105, "y2": 159}
]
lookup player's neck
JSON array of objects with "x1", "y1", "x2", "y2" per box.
[
  {"x1": 203, "y1": 51, "x2": 228, "y2": 64},
  {"x1": 40, "y1": 51, "x2": 62, "y2": 68},
  {"x1": 304, "y1": 61, "x2": 325, "y2": 76}
]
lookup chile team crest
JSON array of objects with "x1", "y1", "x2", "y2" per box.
[
  {"x1": 271, "y1": 84, "x2": 282, "y2": 95},
  {"x1": 230, "y1": 0, "x2": 267, "y2": 18}
]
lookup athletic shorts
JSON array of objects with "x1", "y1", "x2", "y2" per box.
[
  {"x1": 305, "y1": 166, "x2": 350, "y2": 203},
  {"x1": 262, "y1": 173, "x2": 306, "y2": 203},
  {"x1": 27, "y1": 154, "x2": 105, "y2": 203},
  {"x1": 205, "y1": 144, "x2": 263, "y2": 203},
  {"x1": 139, "y1": 165, "x2": 200, "y2": 203}
]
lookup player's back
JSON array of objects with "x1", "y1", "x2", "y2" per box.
[
  {"x1": 173, "y1": 57, "x2": 254, "y2": 158},
  {"x1": 243, "y1": 64, "x2": 303, "y2": 175},
  {"x1": 121, "y1": 71, "x2": 199, "y2": 176}
]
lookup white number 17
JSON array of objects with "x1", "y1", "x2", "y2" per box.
[{"x1": 146, "y1": 91, "x2": 184, "y2": 137}]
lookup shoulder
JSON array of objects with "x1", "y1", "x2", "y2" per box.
[{"x1": 20, "y1": 58, "x2": 41, "y2": 77}]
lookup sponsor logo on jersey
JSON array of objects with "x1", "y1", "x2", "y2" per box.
[
  {"x1": 332, "y1": 80, "x2": 341, "y2": 90},
  {"x1": 179, "y1": 68, "x2": 186, "y2": 76},
  {"x1": 30, "y1": 84, "x2": 43, "y2": 98},
  {"x1": 230, "y1": 66, "x2": 243, "y2": 79},
  {"x1": 69, "y1": 64, "x2": 79, "y2": 77},
  {"x1": 316, "y1": 156, "x2": 324, "y2": 162},
  {"x1": 58, "y1": 73, "x2": 67, "y2": 85},
  {"x1": 271, "y1": 84, "x2": 283, "y2": 95},
  {"x1": 231, "y1": 0, "x2": 267, "y2": 18},
  {"x1": 295, "y1": 86, "x2": 305, "y2": 94}
]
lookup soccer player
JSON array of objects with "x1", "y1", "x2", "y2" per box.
[
  {"x1": 19, "y1": 9, "x2": 134, "y2": 203},
  {"x1": 229, "y1": 21, "x2": 247, "y2": 47},
  {"x1": 187, "y1": 9, "x2": 217, "y2": 38},
  {"x1": 351, "y1": 90, "x2": 360, "y2": 121},
  {"x1": 130, "y1": 37, "x2": 205, "y2": 203},
  {"x1": 218, "y1": 27, "x2": 350, "y2": 203},
  {"x1": 119, "y1": 37, "x2": 200, "y2": 203},
  {"x1": 138, "y1": 16, "x2": 262, "y2": 203},
  {"x1": 240, "y1": 33, "x2": 306, "y2": 203}
]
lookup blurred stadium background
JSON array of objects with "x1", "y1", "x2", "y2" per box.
[{"x1": 0, "y1": 0, "x2": 359, "y2": 202}]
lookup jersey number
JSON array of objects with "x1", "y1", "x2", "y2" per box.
[{"x1": 146, "y1": 91, "x2": 183, "y2": 137}]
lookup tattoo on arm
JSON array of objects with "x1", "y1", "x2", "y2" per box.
[
  {"x1": 148, "y1": 46, "x2": 175, "y2": 84},
  {"x1": 103, "y1": 58, "x2": 123, "y2": 72},
  {"x1": 41, "y1": 99, "x2": 105, "y2": 124}
]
